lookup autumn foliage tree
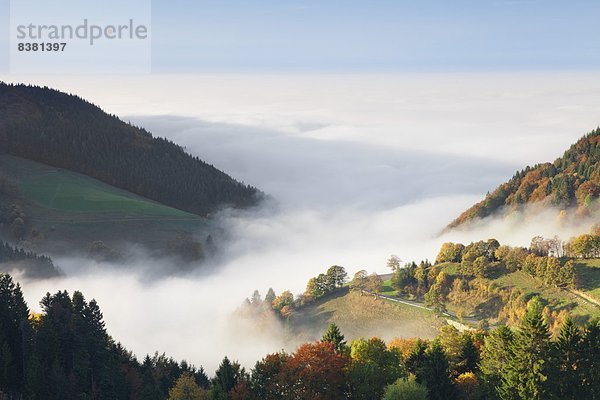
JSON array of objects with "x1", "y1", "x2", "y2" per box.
[
  {"x1": 350, "y1": 270, "x2": 368, "y2": 293},
  {"x1": 282, "y1": 342, "x2": 349, "y2": 400},
  {"x1": 436, "y1": 243, "x2": 465, "y2": 263},
  {"x1": 304, "y1": 266, "x2": 348, "y2": 301},
  {"x1": 167, "y1": 373, "x2": 207, "y2": 400}
]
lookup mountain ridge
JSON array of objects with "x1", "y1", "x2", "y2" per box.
[
  {"x1": 447, "y1": 127, "x2": 600, "y2": 229},
  {"x1": 0, "y1": 82, "x2": 261, "y2": 217}
]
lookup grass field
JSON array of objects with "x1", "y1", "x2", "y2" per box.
[
  {"x1": 291, "y1": 288, "x2": 444, "y2": 342},
  {"x1": 435, "y1": 262, "x2": 460, "y2": 275},
  {"x1": 0, "y1": 155, "x2": 209, "y2": 250},
  {"x1": 425, "y1": 261, "x2": 600, "y2": 322},
  {"x1": 380, "y1": 279, "x2": 396, "y2": 296},
  {"x1": 2, "y1": 155, "x2": 193, "y2": 217},
  {"x1": 493, "y1": 270, "x2": 600, "y2": 319},
  {"x1": 575, "y1": 259, "x2": 600, "y2": 300},
  {"x1": 21, "y1": 172, "x2": 192, "y2": 217}
]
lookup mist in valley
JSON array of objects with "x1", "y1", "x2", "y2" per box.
[{"x1": 7, "y1": 73, "x2": 600, "y2": 373}]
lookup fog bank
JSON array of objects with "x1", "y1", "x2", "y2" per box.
[{"x1": 11, "y1": 73, "x2": 600, "y2": 373}]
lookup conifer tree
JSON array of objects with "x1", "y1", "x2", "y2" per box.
[
  {"x1": 322, "y1": 323, "x2": 347, "y2": 354},
  {"x1": 264, "y1": 288, "x2": 276, "y2": 306},
  {"x1": 456, "y1": 333, "x2": 479, "y2": 376},
  {"x1": 499, "y1": 298, "x2": 552, "y2": 400},
  {"x1": 212, "y1": 357, "x2": 245, "y2": 396},
  {"x1": 0, "y1": 274, "x2": 29, "y2": 399},
  {"x1": 553, "y1": 317, "x2": 583, "y2": 399},
  {"x1": 405, "y1": 339, "x2": 428, "y2": 382},
  {"x1": 580, "y1": 319, "x2": 600, "y2": 399},
  {"x1": 479, "y1": 325, "x2": 514, "y2": 398},
  {"x1": 421, "y1": 341, "x2": 455, "y2": 400}
]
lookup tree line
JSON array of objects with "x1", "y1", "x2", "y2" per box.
[
  {"x1": 4, "y1": 271, "x2": 598, "y2": 400},
  {"x1": 124, "y1": 298, "x2": 600, "y2": 400},
  {"x1": 0, "y1": 274, "x2": 209, "y2": 400},
  {"x1": 242, "y1": 265, "x2": 388, "y2": 321},
  {"x1": 0, "y1": 241, "x2": 60, "y2": 278},
  {"x1": 382, "y1": 236, "x2": 581, "y2": 317},
  {"x1": 242, "y1": 265, "x2": 351, "y2": 320}
]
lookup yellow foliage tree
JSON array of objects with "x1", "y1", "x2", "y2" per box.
[
  {"x1": 168, "y1": 373, "x2": 208, "y2": 400},
  {"x1": 454, "y1": 372, "x2": 479, "y2": 400}
]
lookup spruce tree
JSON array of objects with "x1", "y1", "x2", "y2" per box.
[
  {"x1": 322, "y1": 323, "x2": 347, "y2": 354},
  {"x1": 212, "y1": 356, "x2": 243, "y2": 394},
  {"x1": 553, "y1": 317, "x2": 583, "y2": 399},
  {"x1": 479, "y1": 325, "x2": 514, "y2": 399},
  {"x1": 0, "y1": 274, "x2": 29, "y2": 399},
  {"x1": 405, "y1": 339, "x2": 428, "y2": 382},
  {"x1": 580, "y1": 319, "x2": 600, "y2": 399},
  {"x1": 421, "y1": 341, "x2": 455, "y2": 400},
  {"x1": 499, "y1": 298, "x2": 552, "y2": 400},
  {"x1": 456, "y1": 333, "x2": 479, "y2": 376},
  {"x1": 264, "y1": 288, "x2": 276, "y2": 306}
]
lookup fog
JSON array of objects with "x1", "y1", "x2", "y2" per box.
[{"x1": 10, "y1": 73, "x2": 600, "y2": 373}]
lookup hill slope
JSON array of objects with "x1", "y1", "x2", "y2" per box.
[
  {"x1": 289, "y1": 288, "x2": 444, "y2": 341},
  {"x1": 0, "y1": 155, "x2": 210, "y2": 259},
  {"x1": 448, "y1": 128, "x2": 600, "y2": 229},
  {"x1": 0, "y1": 83, "x2": 260, "y2": 217}
]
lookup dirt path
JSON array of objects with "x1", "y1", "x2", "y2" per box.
[
  {"x1": 567, "y1": 289, "x2": 600, "y2": 307},
  {"x1": 367, "y1": 291, "x2": 477, "y2": 331}
]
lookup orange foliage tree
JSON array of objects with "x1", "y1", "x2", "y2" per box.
[{"x1": 283, "y1": 342, "x2": 349, "y2": 400}]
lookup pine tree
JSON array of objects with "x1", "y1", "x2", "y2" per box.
[
  {"x1": 421, "y1": 341, "x2": 455, "y2": 400},
  {"x1": 140, "y1": 356, "x2": 162, "y2": 400},
  {"x1": 322, "y1": 323, "x2": 347, "y2": 354},
  {"x1": 250, "y1": 290, "x2": 262, "y2": 305},
  {"x1": 456, "y1": 333, "x2": 479, "y2": 376},
  {"x1": 0, "y1": 274, "x2": 29, "y2": 399},
  {"x1": 580, "y1": 319, "x2": 600, "y2": 399},
  {"x1": 212, "y1": 357, "x2": 244, "y2": 395},
  {"x1": 405, "y1": 339, "x2": 428, "y2": 382},
  {"x1": 552, "y1": 317, "x2": 583, "y2": 399},
  {"x1": 499, "y1": 298, "x2": 552, "y2": 400},
  {"x1": 264, "y1": 288, "x2": 276, "y2": 305},
  {"x1": 479, "y1": 325, "x2": 514, "y2": 399}
]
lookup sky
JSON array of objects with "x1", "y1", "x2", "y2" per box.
[
  {"x1": 1, "y1": 0, "x2": 600, "y2": 72},
  {"x1": 148, "y1": 0, "x2": 600, "y2": 72}
]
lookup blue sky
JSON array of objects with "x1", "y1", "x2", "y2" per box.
[
  {"x1": 150, "y1": 0, "x2": 600, "y2": 72},
  {"x1": 1, "y1": 0, "x2": 599, "y2": 72}
]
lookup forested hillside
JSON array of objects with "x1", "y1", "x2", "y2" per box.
[
  {"x1": 2, "y1": 272, "x2": 599, "y2": 400},
  {"x1": 0, "y1": 241, "x2": 60, "y2": 278},
  {"x1": 0, "y1": 274, "x2": 209, "y2": 400},
  {"x1": 0, "y1": 83, "x2": 260, "y2": 216},
  {"x1": 448, "y1": 128, "x2": 600, "y2": 229}
]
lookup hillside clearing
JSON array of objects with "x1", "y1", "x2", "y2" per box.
[{"x1": 290, "y1": 288, "x2": 445, "y2": 342}]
